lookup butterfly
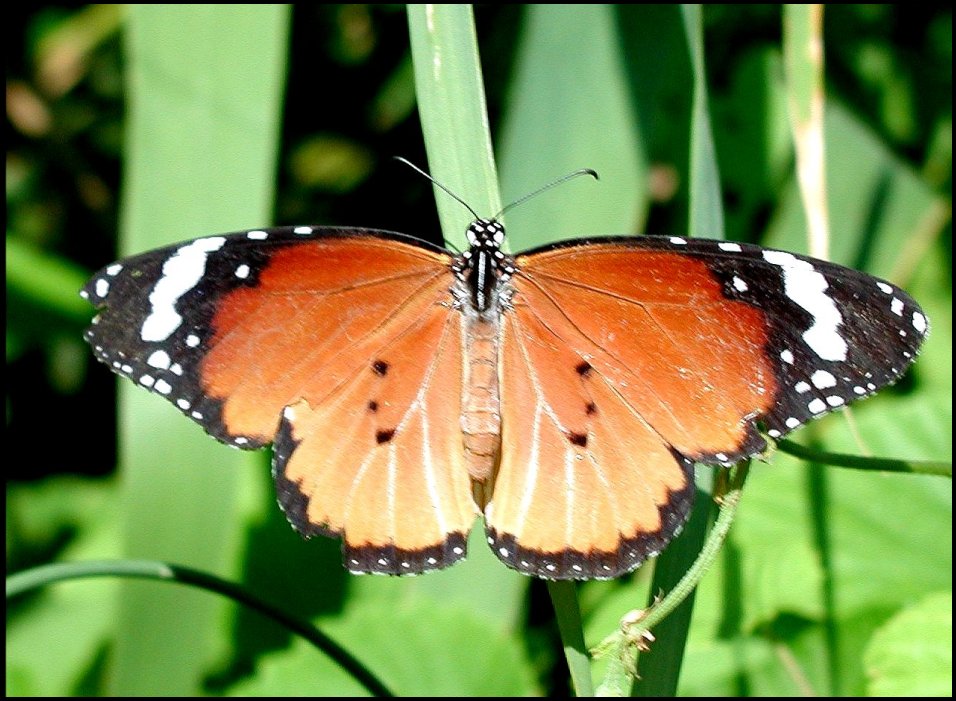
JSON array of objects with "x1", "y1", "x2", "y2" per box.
[{"x1": 81, "y1": 190, "x2": 927, "y2": 580}]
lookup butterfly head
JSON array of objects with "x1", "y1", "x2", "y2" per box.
[{"x1": 466, "y1": 218, "x2": 505, "y2": 252}]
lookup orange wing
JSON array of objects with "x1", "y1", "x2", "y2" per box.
[
  {"x1": 83, "y1": 229, "x2": 478, "y2": 574},
  {"x1": 485, "y1": 242, "x2": 777, "y2": 579}
]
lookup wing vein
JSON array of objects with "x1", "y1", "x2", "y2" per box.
[{"x1": 515, "y1": 273, "x2": 696, "y2": 444}]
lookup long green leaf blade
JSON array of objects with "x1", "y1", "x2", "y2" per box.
[{"x1": 407, "y1": 4, "x2": 500, "y2": 249}]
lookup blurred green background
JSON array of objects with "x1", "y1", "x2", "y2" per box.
[{"x1": 6, "y1": 4, "x2": 951, "y2": 696}]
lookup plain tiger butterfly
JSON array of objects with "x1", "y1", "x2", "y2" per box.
[{"x1": 81, "y1": 172, "x2": 927, "y2": 580}]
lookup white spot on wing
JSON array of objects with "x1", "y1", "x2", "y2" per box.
[
  {"x1": 780, "y1": 349, "x2": 795, "y2": 364},
  {"x1": 235, "y1": 264, "x2": 250, "y2": 279},
  {"x1": 811, "y1": 370, "x2": 837, "y2": 389},
  {"x1": 718, "y1": 242, "x2": 742, "y2": 252},
  {"x1": 147, "y1": 350, "x2": 171, "y2": 370},
  {"x1": 247, "y1": 230, "x2": 269, "y2": 240},
  {"x1": 669, "y1": 237, "x2": 687, "y2": 245},
  {"x1": 154, "y1": 379, "x2": 173, "y2": 395},
  {"x1": 732, "y1": 276, "x2": 749, "y2": 292},
  {"x1": 877, "y1": 281, "x2": 893, "y2": 294},
  {"x1": 140, "y1": 237, "x2": 226, "y2": 342},
  {"x1": 95, "y1": 279, "x2": 110, "y2": 297},
  {"x1": 808, "y1": 398, "x2": 827, "y2": 414},
  {"x1": 293, "y1": 226, "x2": 312, "y2": 235},
  {"x1": 912, "y1": 312, "x2": 927, "y2": 334},
  {"x1": 186, "y1": 334, "x2": 201, "y2": 348},
  {"x1": 762, "y1": 250, "x2": 847, "y2": 361},
  {"x1": 891, "y1": 297, "x2": 904, "y2": 316}
]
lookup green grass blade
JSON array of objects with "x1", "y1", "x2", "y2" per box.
[
  {"x1": 783, "y1": 4, "x2": 830, "y2": 259},
  {"x1": 548, "y1": 580, "x2": 594, "y2": 696},
  {"x1": 498, "y1": 4, "x2": 646, "y2": 247},
  {"x1": 407, "y1": 4, "x2": 500, "y2": 249},
  {"x1": 112, "y1": 6, "x2": 289, "y2": 695},
  {"x1": 680, "y1": 4, "x2": 724, "y2": 241},
  {"x1": 6, "y1": 237, "x2": 90, "y2": 323}
]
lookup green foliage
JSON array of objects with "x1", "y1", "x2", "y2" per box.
[{"x1": 7, "y1": 4, "x2": 951, "y2": 696}]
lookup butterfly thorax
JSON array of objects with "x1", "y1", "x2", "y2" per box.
[{"x1": 454, "y1": 219, "x2": 515, "y2": 317}]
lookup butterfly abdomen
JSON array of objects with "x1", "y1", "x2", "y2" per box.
[{"x1": 460, "y1": 311, "x2": 502, "y2": 493}]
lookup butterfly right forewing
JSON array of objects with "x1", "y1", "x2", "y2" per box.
[{"x1": 482, "y1": 235, "x2": 927, "y2": 580}]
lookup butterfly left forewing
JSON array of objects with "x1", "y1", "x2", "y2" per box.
[
  {"x1": 83, "y1": 228, "x2": 457, "y2": 446},
  {"x1": 84, "y1": 227, "x2": 480, "y2": 574}
]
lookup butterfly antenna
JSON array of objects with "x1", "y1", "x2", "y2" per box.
[
  {"x1": 394, "y1": 156, "x2": 482, "y2": 222},
  {"x1": 494, "y1": 168, "x2": 599, "y2": 219}
]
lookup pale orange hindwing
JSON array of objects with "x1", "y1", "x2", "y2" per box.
[
  {"x1": 204, "y1": 236, "x2": 478, "y2": 574},
  {"x1": 485, "y1": 242, "x2": 777, "y2": 579}
]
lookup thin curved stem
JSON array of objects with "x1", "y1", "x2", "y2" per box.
[
  {"x1": 778, "y1": 440, "x2": 951, "y2": 478},
  {"x1": 6, "y1": 559, "x2": 394, "y2": 697}
]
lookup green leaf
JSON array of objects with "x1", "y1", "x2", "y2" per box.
[
  {"x1": 864, "y1": 591, "x2": 952, "y2": 696},
  {"x1": 228, "y1": 596, "x2": 540, "y2": 696},
  {"x1": 680, "y1": 3, "x2": 724, "y2": 241},
  {"x1": 6, "y1": 478, "x2": 120, "y2": 696},
  {"x1": 498, "y1": 4, "x2": 646, "y2": 247},
  {"x1": 407, "y1": 4, "x2": 500, "y2": 249}
]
